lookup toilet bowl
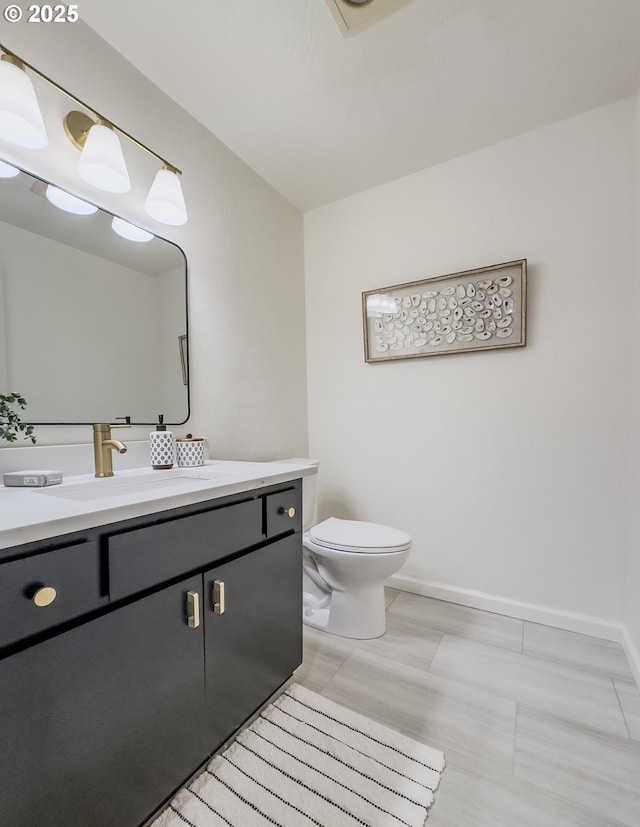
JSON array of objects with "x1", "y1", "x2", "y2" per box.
[
  {"x1": 270, "y1": 459, "x2": 411, "y2": 640},
  {"x1": 303, "y1": 517, "x2": 411, "y2": 640}
]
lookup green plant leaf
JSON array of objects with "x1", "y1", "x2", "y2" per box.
[{"x1": 0, "y1": 392, "x2": 36, "y2": 443}]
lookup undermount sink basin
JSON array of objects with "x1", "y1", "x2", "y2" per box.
[{"x1": 36, "y1": 468, "x2": 241, "y2": 503}]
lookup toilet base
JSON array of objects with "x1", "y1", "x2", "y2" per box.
[
  {"x1": 302, "y1": 583, "x2": 386, "y2": 640},
  {"x1": 302, "y1": 603, "x2": 330, "y2": 631}
]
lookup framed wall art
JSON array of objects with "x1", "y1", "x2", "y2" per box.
[{"x1": 362, "y1": 259, "x2": 526, "y2": 363}]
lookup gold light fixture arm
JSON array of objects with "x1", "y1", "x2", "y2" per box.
[{"x1": 0, "y1": 43, "x2": 181, "y2": 175}]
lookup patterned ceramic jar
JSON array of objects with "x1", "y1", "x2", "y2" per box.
[
  {"x1": 150, "y1": 429, "x2": 174, "y2": 469},
  {"x1": 176, "y1": 434, "x2": 205, "y2": 467}
]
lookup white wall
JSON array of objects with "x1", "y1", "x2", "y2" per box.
[
  {"x1": 0, "y1": 22, "x2": 307, "y2": 459},
  {"x1": 305, "y1": 98, "x2": 636, "y2": 632},
  {"x1": 624, "y1": 88, "x2": 640, "y2": 679}
]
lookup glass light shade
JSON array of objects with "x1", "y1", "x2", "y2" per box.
[
  {"x1": 77, "y1": 123, "x2": 131, "y2": 193},
  {"x1": 144, "y1": 168, "x2": 188, "y2": 226},
  {"x1": 0, "y1": 159, "x2": 20, "y2": 178},
  {"x1": 111, "y1": 216, "x2": 153, "y2": 243},
  {"x1": 366, "y1": 294, "x2": 399, "y2": 317},
  {"x1": 45, "y1": 185, "x2": 98, "y2": 215},
  {"x1": 0, "y1": 59, "x2": 48, "y2": 149}
]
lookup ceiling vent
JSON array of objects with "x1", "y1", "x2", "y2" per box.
[{"x1": 325, "y1": 0, "x2": 415, "y2": 36}]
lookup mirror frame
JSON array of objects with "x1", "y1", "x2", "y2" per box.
[{"x1": 0, "y1": 164, "x2": 190, "y2": 426}]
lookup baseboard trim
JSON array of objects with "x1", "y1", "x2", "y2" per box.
[
  {"x1": 621, "y1": 625, "x2": 640, "y2": 689},
  {"x1": 386, "y1": 574, "x2": 626, "y2": 643}
]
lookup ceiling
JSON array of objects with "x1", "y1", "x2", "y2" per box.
[{"x1": 81, "y1": 0, "x2": 639, "y2": 212}]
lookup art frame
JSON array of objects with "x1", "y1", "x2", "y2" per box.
[
  {"x1": 362, "y1": 259, "x2": 526, "y2": 363},
  {"x1": 178, "y1": 335, "x2": 188, "y2": 385}
]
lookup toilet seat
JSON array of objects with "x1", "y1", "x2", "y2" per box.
[{"x1": 308, "y1": 517, "x2": 411, "y2": 554}]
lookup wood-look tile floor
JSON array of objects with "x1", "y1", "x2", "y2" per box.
[{"x1": 294, "y1": 589, "x2": 640, "y2": 827}]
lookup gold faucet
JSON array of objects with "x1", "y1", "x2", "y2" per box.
[{"x1": 93, "y1": 420, "x2": 130, "y2": 478}]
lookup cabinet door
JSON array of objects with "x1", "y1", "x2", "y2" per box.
[
  {"x1": 0, "y1": 576, "x2": 206, "y2": 827},
  {"x1": 204, "y1": 533, "x2": 302, "y2": 750}
]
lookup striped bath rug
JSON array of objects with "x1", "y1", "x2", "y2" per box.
[{"x1": 152, "y1": 683, "x2": 445, "y2": 827}]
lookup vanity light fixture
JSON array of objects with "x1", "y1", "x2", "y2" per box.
[
  {"x1": 65, "y1": 112, "x2": 131, "y2": 194},
  {"x1": 0, "y1": 159, "x2": 20, "y2": 178},
  {"x1": 111, "y1": 216, "x2": 153, "y2": 242},
  {"x1": 0, "y1": 44, "x2": 187, "y2": 225},
  {"x1": 0, "y1": 53, "x2": 48, "y2": 149},
  {"x1": 144, "y1": 165, "x2": 188, "y2": 226},
  {"x1": 45, "y1": 184, "x2": 98, "y2": 215}
]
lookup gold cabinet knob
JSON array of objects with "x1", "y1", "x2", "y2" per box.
[
  {"x1": 33, "y1": 586, "x2": 57, "y2": 607},
  {"x1": 280, "y1": 506, "x2": 296, "y2": 518}
]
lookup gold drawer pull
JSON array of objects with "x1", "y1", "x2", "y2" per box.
[
  {"x1": 33, "y1": 586, "x2": 57, "y2": 607},
  {"x1": 280, "y1": 506, "x2": 296, "y2": 518},
  {"x1": 213, "y1": 580, "x2": 225, "y2": 615},
  {"x1": 186, "y1": 591, "x2": 200, "y2": 628}
]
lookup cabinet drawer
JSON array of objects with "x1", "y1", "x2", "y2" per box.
[
  {"x1": 108, "y1": 498, "x2": 263, "y2": 601},
  {"x1": 0, "y1": 541, "x2": 104, "y2": 648},
  {"x1": 264, "y1": 485, "x2": 302, "y2": 537}
]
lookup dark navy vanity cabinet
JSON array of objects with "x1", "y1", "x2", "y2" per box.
[{"x1": 0, "y1": 479, "x2": 303, "y2": 826}]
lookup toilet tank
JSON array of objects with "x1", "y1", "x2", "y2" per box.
[{"x1": 302, "y1": 464, "x2": 319, "y2": 531}]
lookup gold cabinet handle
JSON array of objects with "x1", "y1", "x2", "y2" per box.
[
  {"x1": 213, "y1": 580, "x2": 225, "y2": 615},
  {"x1": 280, "y1": 506, "x2": 296, "y2": 518},
  {"x1": 186, "y1": 590, "x2": 200, "y2": 628},
  {"x1": 33, "y1": 586, "x2": 57, "y2": 607}
]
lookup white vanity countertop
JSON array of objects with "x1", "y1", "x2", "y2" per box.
[{"x1": 0, "y1": 460, "x2": 317, "y2": 551}]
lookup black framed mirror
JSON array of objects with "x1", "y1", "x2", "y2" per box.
[{"x1": 0, "y1": 163, "x2": 189, "y2": 425}]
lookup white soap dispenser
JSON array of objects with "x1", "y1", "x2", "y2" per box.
[{"x1": 150, "y1": 414, "x2": 174, "y2": 470}]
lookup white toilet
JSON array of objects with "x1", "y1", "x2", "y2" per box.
[{"x1": 300, "y1": 467, "x2": 411, "y2": 640}]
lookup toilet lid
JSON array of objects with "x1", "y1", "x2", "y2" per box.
[{"x1": 308, "y1": 517, "x2": 412, "y2": 554}]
